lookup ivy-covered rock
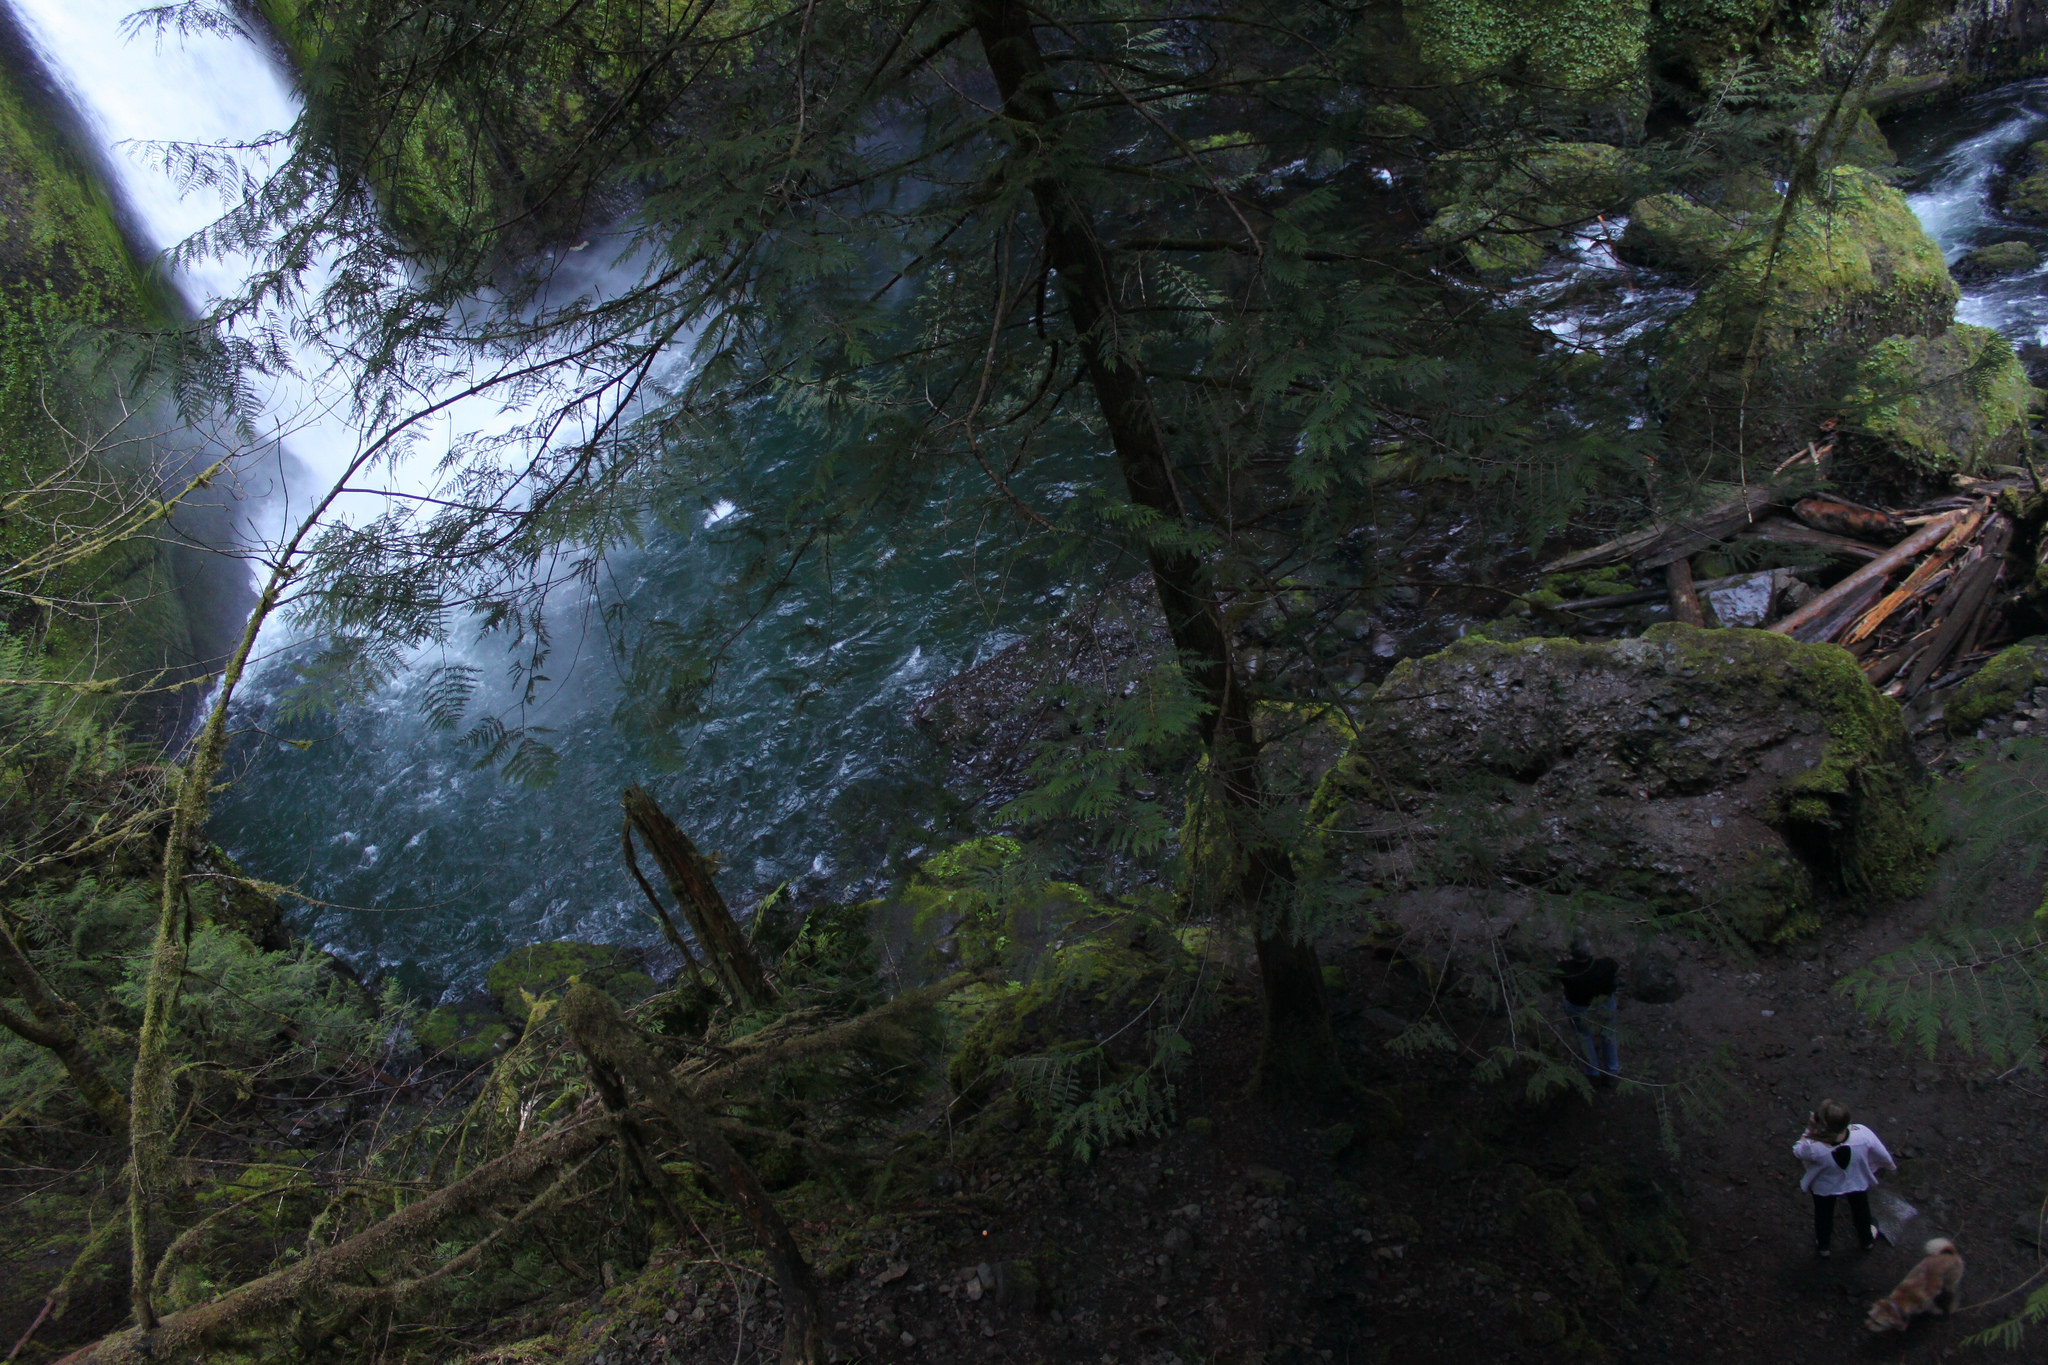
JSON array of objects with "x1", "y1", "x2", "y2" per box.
[
  {"x1": 1846, "y1": 324, "x2": 2038, "y2": 474},
  {"x1": 1314, "y1": 624, "x2": 1935, "y2": 942},
  {"x1": 485, "y1": 941, "x2": 655, "y2": 1024},
  {"x1": 1426, "y1": 141, "x2": 1636, "y2": 274},
  {"x1": 1943, "y1": 637, "x2": 2048, "y2": 736}
]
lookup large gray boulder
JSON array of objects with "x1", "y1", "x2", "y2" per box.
[{"x1": 1312, "y1": 624, "x2": 1934, "y2": 943}]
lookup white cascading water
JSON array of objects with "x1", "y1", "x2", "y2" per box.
[{"x1": 1901, "y1": 79, "x2": 2048, "y2": 345}]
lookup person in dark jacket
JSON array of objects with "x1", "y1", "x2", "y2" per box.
[{"x1": 1558, "y1": 933, "x2": 1620, "y2": 1087}]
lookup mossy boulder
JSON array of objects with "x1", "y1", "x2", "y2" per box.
[
  {"x1": 417, "y1": 996, "x2": 513, "y2": 1063},
  {"x1": 1846, "y1": 324, "x2": 2038, "y2": 475},
  {"x1": 1943, "y1": 637, "x2": 2048, "y2": 736},
  {"x1": 1656, "y1": 165, "x2": 1959, "y2": 454},
  {"x1": 1426, "y1": 142, "x2": 1635, "y2": 274},
  {"x1": 2002, "y1": 142, "x2": 2048, "y2": 222},
  {"x1": 1315, "y1": 624, "x2": 1934, "y2": 942},
  {"x1": 1615, "y1": 193, "x2": 1744, "y2": 280},
  {"x1": 485, "y1": 941, "x2": 655, "y2": 1024},
  {"x1": 1954, "y1": 240, "x2": 2041, "y2": 280}
]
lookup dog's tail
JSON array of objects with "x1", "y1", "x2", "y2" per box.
[{"x1": 1924, "y1": 1237, "x2": 1958, "y2": 1257}]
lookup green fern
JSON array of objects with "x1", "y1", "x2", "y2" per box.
[{"x1": 1838, "y1": 930, "x2": 2048, "y2": 1069}]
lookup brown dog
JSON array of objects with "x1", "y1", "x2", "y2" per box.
[{"x1": 1866, "y1": 1238, "x2": 1964, "y2": 1332}]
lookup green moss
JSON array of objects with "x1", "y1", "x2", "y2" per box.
[
  {"x1": 1658, "y1": 166, "x2": 1959, "y2": 454},
  {"x1": 1406, "y1": 0, "x2": 1650, "y2": 96},
  {"x1": 1426, "y1": 142, "x2": 1635, "y2": 274},
  {"x1": 1943, "y1": 637, "x2": 2048, "y2": 736},
  {"x1": 1955, "y1": 240, "x2": 2041, "y2": 279},
  {"x1": 485, "y1": 941, "x2": 655, "y2": 1024},
  {"x1": 1616, "y1": 193, "x2": 1745, "y2": 279},
  {"x1": 1847, "y1": 325, "x2": 2037, "y2": 475}
]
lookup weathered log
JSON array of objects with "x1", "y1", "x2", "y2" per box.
[
  {"x1": 1842, "y1": 505, "x2": 1985, "y2": 647},
  {"x1": 564, "y1": 985, "x2": 828, "y2": 1365},
  {"x1": 1542, "y1": 483, "x2": 1782, "y2": 574},
  {"x1": 1666, "y1": 558, "x2": 1705, "y2": 626},
  {"x1": 60, "y1": 1104, "x2": 615, "y2": 1365},
  {"x1": 1735, "y1": 517, "x2": 1885, "y2": 560},
  {"x1": 1793, "y1": 575, "x2": 1884, "y2": 644},
  {"x1": 622, "y1": 786, "x2": 773, "y2": 1010},
  {"x1": 1769, "y1": 513, "x2": 1961, "y2": 639},
  {"x1": 1792, "y1": 495, "x2": 1900, "y2": 542}
]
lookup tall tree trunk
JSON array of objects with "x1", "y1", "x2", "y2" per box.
[
  {"x1": 562, "y1": 984, "x2": 827, "y2": 1365},
  {"x1": 0, "y1": 920, "x2": 128, "y2": 1134},
  {"x1": 966, "y1": 0, "x2": 1338, "y2": 1094},
  {"x1": 621, "y1": 786, "x2": 774, "y2": 1010}
]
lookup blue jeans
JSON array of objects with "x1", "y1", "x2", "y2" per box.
[{"x1": 1564, "y1": 996, "x2": 1619, "y2": 1078}]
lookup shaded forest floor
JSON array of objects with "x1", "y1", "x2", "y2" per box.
[{"x1": 458, "y1": 849, "x2": 2045, "y2": 1365}]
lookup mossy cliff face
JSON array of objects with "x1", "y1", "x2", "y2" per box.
[
  {"x1": 1314, "y1": 624, "x2": 1934, "y2": 942},
  {"x1": 1405, "y1": 0, "x2": 1649, "y2": 98},
  {"x1": 1830, "y1": 0, "x2": 2048, "y2": 106},
  {"x1": 0, "y1": 31, "x2": 243, "y2": 710}
]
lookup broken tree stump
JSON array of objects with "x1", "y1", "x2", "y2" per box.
[
  {"x1": 621, "y1": 785, "x2": 774, "y2": 1010},
  {"x1": 1666, "y1": 558, "x2": 1706, "y2": 627}
]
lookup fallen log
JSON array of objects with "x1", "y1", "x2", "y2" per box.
[
  {"x1": 1542, "y1": 483, "x2": 1781, "y2": 574},
  {"x1": 1793, "y1": 495, "x2": 1900, "y2": 542},
  {"x1": 1735, "y1": 517, "x2": 1885, "y2": 560},
  {"x1": 1793, "y1": 576, "x2": 1884, "y2": 644},
  {"x1": 1768, "y1": 513, "x2": 1962, "y2": 639}
]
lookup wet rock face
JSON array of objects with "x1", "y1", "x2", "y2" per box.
[{"x1": 1316, "y1": 624, "x2": 1934, "y2": 942}]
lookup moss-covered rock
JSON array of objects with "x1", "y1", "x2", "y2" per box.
[
  {"x1": 1943, "y1": 637, "x2": 2048, "y2": 736},
  {"x1": 1953, "y1": 239, "x2": 2040, "y2": 280},
  {"x1": 1426, "y1": 141, "x2": 1635, "y2": 274},
  {"x1": 1316, "y1": 624, "x2": 1934, "y2": 941},
  {"x1": 1615, "y1": 193, "x2": 1744, "y2": 279},
  {"x1": 2002, "y1": 141, "x2": 2048, "y2": 222},
  {"x1": 1656, "y1": 165, "x2": 1959, "y2": 455},
  {"x1": 485, "y1": 941, "x2": 655, "y2": 1024},
  {"x1": 1846, "y1": 324, "x2": 2038, "y2": 474}
]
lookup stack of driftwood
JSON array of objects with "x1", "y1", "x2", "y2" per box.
[{"x1": 1542, "y1": 440, "x2": 2038, "y2": 701}]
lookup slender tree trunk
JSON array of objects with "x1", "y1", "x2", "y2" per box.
[
  {"x1": 0, "y1": 919, "x2": 128, "y2": 1134},
  {"x1": 621, "y1": 786, "x2": 774, "y2": 1010},
  {"x1": 128, "y1": 565, "x2": 290, "y2": 1330},
  {"x1": 966, "y1": 0, "x2": 1338, "y2": 1093},
  {"x1": 561, "y1": 984, "x2": 827, "y2": 1365}
]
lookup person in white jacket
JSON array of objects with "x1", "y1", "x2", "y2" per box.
[{"x1": 1793, "y1": 1098, "x2": 1897, "y2": 1257}]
